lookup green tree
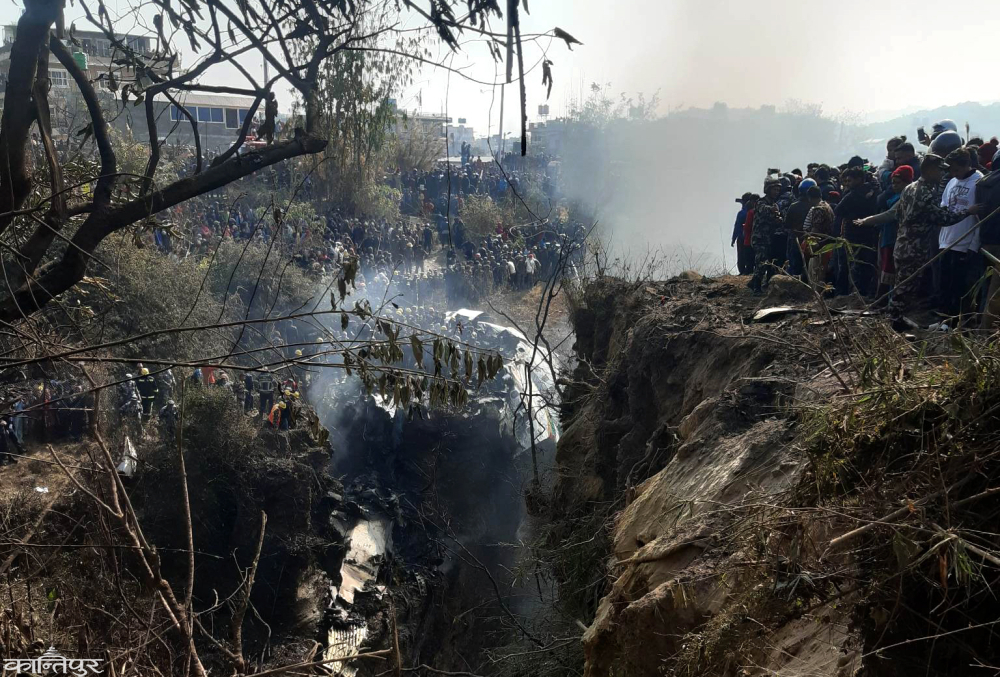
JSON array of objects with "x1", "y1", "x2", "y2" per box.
[
  {"x1": 0, "y1": 0, "x2": 549, "y2": 322},
  {"x1": 292, "y1": 25, "x2": 416, "y2": 214},
  {"x1": 569, "y1": 82, "x2": 660, "y2": 127}
]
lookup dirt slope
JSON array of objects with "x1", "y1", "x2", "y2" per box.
[{"x1": 555, "y1": 274, "x2": 857, "y2": 677}]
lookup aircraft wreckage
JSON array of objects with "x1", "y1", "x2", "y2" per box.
[{"x1": 314, "y1": 308, "x2": 561, "y2": 673}]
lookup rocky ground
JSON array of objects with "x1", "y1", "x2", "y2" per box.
[
  {"x1": 4, "y1": 268, "x2": 998, "y2": 677},
  {"x1": 549, "y1": 270, "x2": 1000, "y2": 677}
]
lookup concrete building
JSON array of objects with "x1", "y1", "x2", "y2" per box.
[
  {"x1": 529, "y1": 119, "x2": 568, "y2": 156},
  {"x1": 486, "y1": 133, "x2": 523, "y2": 158},
  {"x1": 394, "y1": 110, "x2": 447, "y2": 137},
  {"x1": 136, "y1": 92, "x2": 260, "y2": 152},
  {"x1": 389, "y1": 109, "x2": 448, "y2": 167},
  {"x1": 0, "y1": 25, "x2": 161, "y2": 136},
  {"x1": 0, "y1": 26, "x2": 258, "y2": 152},
  {"x1": 446, "y1": 122, "x2": 474, "y2": 152}
]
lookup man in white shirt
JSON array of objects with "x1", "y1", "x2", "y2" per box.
[
  {"x1": 525, "y1": 253, "x2": 540, "y2": 288},
  {"x1": 939, "y1": 148, "x2": 984, "y2": 319}
]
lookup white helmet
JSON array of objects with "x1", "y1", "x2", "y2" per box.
[{"x1": 932, "y1": 119, "x2": 959, "y2": 135}]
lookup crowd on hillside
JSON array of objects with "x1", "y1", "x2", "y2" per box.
[
  {"x1": 0, "y1": 154, "x2": 586, "y2": 463},
  {"x1": 0, "y1": 380, "x2": 90, "y2": 464},
  {"x1": 390, "y1": 159, "x2": 556, "y2": 214},
  {"x1": 141, "y1": 150, "x2": 580, "y2": 307},
  {"x1": 732, "y1": 120, "x2": 1000, "y2": 330},
  {"x1": 149, "y1": 198, "x2": 583, "y2": 304}
]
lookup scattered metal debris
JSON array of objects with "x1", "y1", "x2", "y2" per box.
[{"x1": 752, "y1": 307, "x2": 814, "y2": 323}]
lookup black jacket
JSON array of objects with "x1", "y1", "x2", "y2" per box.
[
  {"x1": 136, "y1": 375, "x2": 158, "y2": 400},
  {"x1": 784, "y1": 199, "x2": 812, "y2": 237},
  {"x1": 257, "y1": 375, "x2": 276, "y2": 394},
  {"x1": 0, "y1": 425, "x2": 20, "y2": 454},
  {"x1": 835, "y1": 183, "x2": 878, "y2": 244},
  {"x1": 977, "y1": 171, "x2": 1000, "y2": 246}
]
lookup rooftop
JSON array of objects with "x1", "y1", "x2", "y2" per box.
[
  {"x1": 1, "y1": 25, "x2": 153, "y2": 58},
  {"x1": 153, "y1": 91, "x2": 258, "y2": 109}
]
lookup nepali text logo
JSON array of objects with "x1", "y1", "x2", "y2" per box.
[{"x1": 2, "y1": 646, "x2": 103, "y2": 676}]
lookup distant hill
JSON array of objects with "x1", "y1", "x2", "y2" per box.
[
  {"x1": 553, "y1": 100, "x2": 1000, "y2": 272},
  {"x1": 862, "y1": 101, "x2": 1000, "y2": 144}
]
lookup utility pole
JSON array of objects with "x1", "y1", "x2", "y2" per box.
[{"x1": 498, "y1": 82, "x2": 505, "y2": 167}]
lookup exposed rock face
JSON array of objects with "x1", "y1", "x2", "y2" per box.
[
  {"x1": 557, "y1": 277, "x2": 856, "y2": 677},
  {"x1": 136, "y1": 405, "x2": 343, "y2": 655}
]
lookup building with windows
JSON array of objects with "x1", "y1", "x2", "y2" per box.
[
  {"x1": 447, "y1": 123, "x2": 474, "y2": 153},
  {"x1": 0, "y1": 25, "x2": 260, "y2": 152},
  {"x1": 139, "y1": 92, "x2": 259, "y2": 152},
  {"x1": 392, "y1": 110, "x2": 448, "y2": 156},
  {"x1": 528, "y1": 119, "x2": 568, "y2": 156},
  {"x1": 0, "y1": 25, "x2": 160, "y2": 135}
]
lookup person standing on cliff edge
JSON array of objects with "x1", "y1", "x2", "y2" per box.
[
  {"x1": 748, "y1": 178, "x2": 784, "y2": 294},
  {"x1": 731, "y1": 193, "x2": 754, "y2": 275},
  {"x1": 857, "y1": 154, "x2": 981, "y2": 330}
]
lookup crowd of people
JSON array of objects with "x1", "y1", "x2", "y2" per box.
[
  {"x1": 0, "y1": 144, "x2": 586, "y2": 462},
  {"x1": 116, "y1": 362, "x2": 307, "y2": 440},
  {"x1": 0, "y1": 358, "x2": 306, "y2": 464},
  {"x1": 731, "y1": 120, "x2": 1000, "y2": 330},
  {"x1": 142, "y1": 153, "x2": 582, "y2": 308},
  {"x1": 0, "y1": 380, "x2": 93, "y2": 464},
  {"x1": 446, "y1": 222, "x2": 584, "y2": 301},
  {"x1": 388, "y1": 154, "x2": 559, "y2": 225}
]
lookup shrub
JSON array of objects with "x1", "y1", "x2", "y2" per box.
[
  {"x1": 461, "y1": 194, "x2": 511, "y2": 241},
  {"x1": 355, "y1": 183, "x2": 401, "y2": 222}
]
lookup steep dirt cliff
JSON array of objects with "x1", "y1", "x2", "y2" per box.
[{"x1": 554, "y1": 275, "x2": 858, "y2": 677}]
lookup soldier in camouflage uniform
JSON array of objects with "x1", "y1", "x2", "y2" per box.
[
  {"x1": 886, "y1": 154, "x2": 980, "y2": 323},
  {"x1": 748, "y1": 178, "x2": 784, "y2": 293}
]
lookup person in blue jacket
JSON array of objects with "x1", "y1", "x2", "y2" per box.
[{"x1": 731, "y1": 193, "x2": 753, "y2": 275}]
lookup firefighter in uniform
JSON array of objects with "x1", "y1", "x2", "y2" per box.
[
  {"x1": 257, "y1": 368, "x2": 276, "y2": 418},
  {"x1": 136, "y1": 368, "x2": 159, "y2": 417}
]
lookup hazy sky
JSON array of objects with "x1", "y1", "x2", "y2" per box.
[
  {"x1": 3, "y1": 0, "x2": 998, "y2": 268},
  {"x1": 407, "y1": 0, "x2": 1000, "y2": 136},
  {"x1": 3, "y1": 0, "x2": 999, "y2": 136}
]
